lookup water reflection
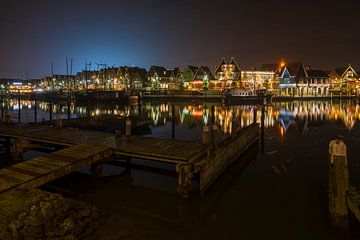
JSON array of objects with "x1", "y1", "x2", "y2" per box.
[{"x1": 2, "y1": 99, "x2": 360, "y2": 133}]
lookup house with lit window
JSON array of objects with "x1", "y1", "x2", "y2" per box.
[
  {"x1": 0, "y1": 78, "x2": 41, "y2": 94},
  {"x1": 190, "y1": 66, "x2": 214, "y2": 90},
  {"x1": 40, "y1": 75, "x2": 75, "y2": 92},
  {"x1": 258, "y1": 63, "x2": 283, "y2": 93},
  {"x1": 213, "y1": 57, "x2": 241, "y2": 89},
  {"x1": 299, "y1": 68, "x2": 330, "y2": 96},
  {"x1": 278, "y1": 62, "x2": 307, "y2": 96},
  {"x1": 146, "y1": 66, "x2": 171, "y2": 90},
  {"x1": 182, "y1": 66, "x2": 198, "y2": 89},
  {"x1": 168, "y1": 68, "x2": 181, "y2": 89},
  {"x1": 329, "y1": 65, "x2": 359, "y2": 95}
]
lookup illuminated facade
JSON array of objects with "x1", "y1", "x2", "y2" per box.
[
  {"x1": 40, "y1": 75, "x2": 75, "y2": 92},
  {"x1": 329, "y1": 65, "x2": 359, "y2": 95},
  {"x1": 190, "y1": 66, "x2": 214, "y2": 90},
  {"x1": 240, "y1": 70, "x2": 276, "y2": 93},
  {"x1": 1, "y1": 79, "x2": 41, "y2": 94},
  {"x1": 146, "y1": 66, "x2": 171, "y2": 90},
  {"x1": 298, "y1": 69, "x2": 330, "y2": 96},
  {"x1": 213, "y1": 57, "x2": 241, "y2": 89}
]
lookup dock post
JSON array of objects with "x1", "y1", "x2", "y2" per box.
[
  {"x1": 212, "y1": 125, "x2": 218, "y2": 149},
  {"x1": 253, "y1": 107, "x2": 257, "y2": 124},
  {"x1": 202, "y1": 126, "x2": 209, "y2": 144},
  {"x1": 231, "y1": 118, "x2": 237, "y2": 137},
  {"x1": 328, "y1": 136, "x2": 349, "y2": 228},
  {"x1": 176, "y1": 163, "x2": 194, "y2": 197},
  {"x1": 67, "y1": 98, "x2": 71, "y2": 120},
  {"x1": 0, "y1": 97, "x2": 3, "y2": 122},
  {"x1": 34, "y1": 97, "x2": 37, "y2": 123},
  {"x1": 4, "y1": 110, "x2": 11, "y2": 123},
  {"x1": 10, "y1": 138, "x2": 26, "y2": 161},
  {"x1": 172, "y1": 105, "x2": 175, "y2": 140},
  {"x1": 260, "y1": 105, "x2": 265, "y2": 153},
  {"x1": 18, "y1": 95, "x2": 21, "y2": 123},
  {"x1": 49, "y1": 102, "x2": 53, "y2": 121},
  {"x1": 126, "y1": 118, "x2": 131, "y2": 137},
  {"x1": 56, "y1": 113, "x2": 62, "y2": 128}
]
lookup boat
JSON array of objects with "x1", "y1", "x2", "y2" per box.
[{"x1": 224, "y1": 89, "x2": 267, "y2": 102}]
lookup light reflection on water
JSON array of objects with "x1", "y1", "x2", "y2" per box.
[
  {"x1": 2, "y1": 99, "x2": 360, "y2": 134},
  {"x1": 1, "y1": 98, "x2": 360, "y2": 239}
]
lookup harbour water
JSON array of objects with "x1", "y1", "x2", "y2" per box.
[{"x1": 1, "y1": 98, "x2": 360, "y2": 239}]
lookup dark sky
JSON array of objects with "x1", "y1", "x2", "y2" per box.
[{"x1": 1, "y1": 0, "x2": 359, "y2": 78}]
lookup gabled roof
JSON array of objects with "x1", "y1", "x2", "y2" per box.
[
  {"x1": 149, "y1": 66, "x2": 170, "y2": 78},
  {"x1": 332, "y1": 65, "x2": 358, "y2": 78},
  {"x1": 259, "y1": 63, "x2": 279, "y2": 72},
  {"x1": 170, "y1": 67, "x2": 181, "y2": 78},
  {"x1": 215, "y1": 58, "x2": 226, "y2": 74},
  {"x1": 229, "y1": 57, "x2": 241, "y2": 72},
  {"x1": 187, "y1": 65, "x2": 198, "y2": 74},
  {"x1": 279, "y1": 62, "x2": 306, "y2": 78},
  {"x1": 306, "y1": 69, "x2": 329, "y2": 78},
  {"x1": 194, "y1": 66, "x2": 214, "y2": 80}
]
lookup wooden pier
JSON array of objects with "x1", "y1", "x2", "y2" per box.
[{"x1": 0, "y1": 122, "x2": 259, "y2": 196}]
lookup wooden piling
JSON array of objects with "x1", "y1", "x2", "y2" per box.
[
  {"x1": 56, "y1": 113, "x2": 62, "y2": 128},
  {"x1": 202, "y1": 126, "x2": 209, "y2": 144},
  {"x1": 126, "y1": 118, "x2": 131, "y2": 137},
  {"x1": 34, "y1": 98, "x2": 37, "y2": 123},
  {"x1": 328, "y1": 137, "x2": 349, "y2": 228},
  {"x1": 17, "y1": 95, "x2": 21, "y2": 123}
]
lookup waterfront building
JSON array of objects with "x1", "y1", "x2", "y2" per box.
[
  {"x1": 124, "y1": 67, "x2": 147, "y2": 90},
  {"x1": 213, "y1": 57, "x2": 241, "y2": 89},
  {"x1": 182, "y1": 66, "x2": 198, "y2": 89},
  {"x1": 240, "y1": 69, "x2": 277, "y2": 93},
  {"x1": 167, "y1": 68, "x2": 181, "y2": 90},
  {"x1": 75, "y1": 70, "x2": 99, "y2": 91},
  {"x1": 0, "y1": 78, "x2": 41, "y2": 94},
  {"x1": 40, "y1": 75, "x2": 75, "y2": 92},
  {"x1": 258, "y1": 63, "x2": 283, "y2": 93},
  {"x1": 299, "y1": 69, "x2": 330, "y2": 96},
  {"x1": 146, "y1": 66, "x2": 171, "y2": 90},
  {"x1": 278, "y1": 62, "x2": 307, "y2": 96},
  {"x1": 329, "y1": 65, "x2": 359, "y2": 95},
  {"x1": 190, "y1": 66, "x2": 214, "y2": 89}
]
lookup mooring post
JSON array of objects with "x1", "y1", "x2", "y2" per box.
[
  {"x1": 202, "y1": 125, "x2": 209, "y2": 144},
  {"x1": 176, "y1": 163, "x2": 194, "y2": 197},
  {"x1": 34, "y1": 97, "x2": 37, "y2": 123},
  {"x1": 10, "y1": 138, "x2": 26, "y2": 161},
  {"x1": 253, "y1": 107, "x2": 257, "y2": 124},
  {"x1": 4, "y1": 110, "x2": 11, "y2": 123},
  {"x1": 112, "y1": 130, "x2": 122, "y2": 148},
  {"x1": 126, "y1": 118, "x2": 131, "y2": 137},
  {"x1": 67, "y1": 97, "x2": 71, "y2": 120},
  {"x1": 49, "y1": 102, "x2": 53, "y2": 121},
  {"x1": 56, "y1": 113, "x2": 62, "y2": 128},
  {"x1": 260, "y1": 105, "x2": 265, "y2": 153},
  {"x1": 231, "y1": 118, "x2": 237, "y2": 137},
  {"x1": 172, "y1": 105, "x2": 175, "y2": 140},
  {"x1": 328, "y1": 136, "x2": 349, "y2": 228},
  {"x1": 212, "y1": 125, "x2": 218, "y2": 149},
  {"x1": 18, "y1": 94, "x2": 21, "y2": 123}
]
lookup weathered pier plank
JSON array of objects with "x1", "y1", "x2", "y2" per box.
[
  {"x1": 0, "y1": 122, "x2": 259, "y2": 197},
  {"x1": 114, "y1": 136, "x2": 210, "y2": 163},
  {"x1": 0, "y1": 144, "x2": 113, "y2": 193}
]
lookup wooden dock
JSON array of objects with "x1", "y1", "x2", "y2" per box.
[
  {"x1": 0, "y1": 144, "x2": 113, "y2": 193},
  {"x1": 0, "y1": 122, "x2": 259, "y2": 196}
]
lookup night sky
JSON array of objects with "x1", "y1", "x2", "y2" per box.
[{"x1": 1, "y1": 0, "x2": 359, "y2": 78}]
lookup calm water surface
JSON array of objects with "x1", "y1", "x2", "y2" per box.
[{"x1": 1, "y1": 98, "x2": 360, "y2": 239}]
